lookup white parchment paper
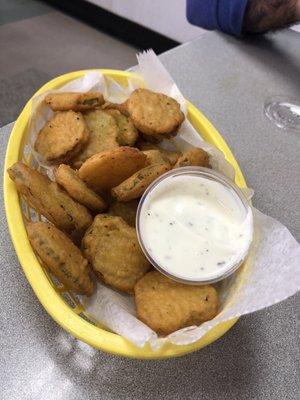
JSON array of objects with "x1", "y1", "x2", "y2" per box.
[{"x1": 28, "y1": 50, "x2": 300, "y2": 349}]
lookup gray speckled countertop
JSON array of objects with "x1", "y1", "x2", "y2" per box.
[{"x1": 1, "y1": 31, "x2": 299, "y2": 400}]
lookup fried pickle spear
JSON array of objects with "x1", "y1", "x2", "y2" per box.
[
  {"x1": 34, "y1": 111, "x2": 89, "y2": 163},
  {"x1": 78, "y1": 147, "x2": 147, "y2": 192},
  {"x1": 71, "y1": 109, "x2": 120, "y2": 168},
  {"x1": 7, "y1": 162, "x2": 92, "y2": 234},
  {"x1": 108, "y1": 200, "x2": 139, "y2": 227},
  {"x1": 82, "y1": 215, "x2": 150, "y2": 292},
  {"x1": 105, "y1": 109, "x2": 138, "y2": 146},
  {"x1": 27, "y1": 222, "x2": 93, "y2": 296},
  {"x1": 134, "y1": 271, "x2": 219, "y2": 335},
  {"x1": 123, "y1": 89, "x2": 185, "y2": 141},
  {"x1": 54, "y1": 164, "x2": 107, "y2": 212},
  {"x1": 45, "y1": 92, "x2": 104, "y2": 112},
  {"x1": 174, "y1": 148, "x2": 210, "y2": 168},
  {"x1": 111, "y1": 163, "x2": 170, "y2": 202}
]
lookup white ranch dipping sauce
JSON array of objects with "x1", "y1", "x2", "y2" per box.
[{"x1": 138, "y1": 171, "x2": 253, "y2": 283}]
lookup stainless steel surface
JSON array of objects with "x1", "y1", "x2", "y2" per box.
[{"x1": 1, "y1": 30, "x2": 300, "y2": 399}]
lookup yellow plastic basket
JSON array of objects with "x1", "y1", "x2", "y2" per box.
[{"x1": 4, "y1": 69, "x2": 247, "y2": 359}]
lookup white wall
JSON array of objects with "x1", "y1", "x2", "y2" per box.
[
  {"x1": 87, "y1": 0, "x2": 206, "y2": 43},
  {"x1": 291, "y1": 23, "x2": 300, "y2": 32},
  {"x1": 87, "y1": 1, "x2": 300, "y2": 42}
]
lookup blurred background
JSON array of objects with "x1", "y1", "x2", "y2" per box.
[
  {"x1": 0, "y1": 0, "x2": 205, "y2": 126},
  {"x1": 1, "y1": 0, "x2": 299, "y2": 127}
]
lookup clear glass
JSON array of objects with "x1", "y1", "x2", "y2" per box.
[
  {"x1": 136, "y1": 167, "x2": 253, "y2": 285},
  {"x1": 264, "y1": 96, "x2": 300, "y2": 132}
]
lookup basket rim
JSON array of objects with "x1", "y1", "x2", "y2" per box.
[{"x1": 3, "y1": 69, "x2": 246, "y2": 359}]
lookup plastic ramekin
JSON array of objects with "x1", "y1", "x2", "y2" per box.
[{"x1": 136, "y1": 166, "x2": 253, "y2": 285}]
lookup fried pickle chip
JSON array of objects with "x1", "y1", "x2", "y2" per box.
[
  {"x1": 82, "y1": 215, "x2": 150, "y2": 292},
  {"x1": 27, "y1": 222, "x2": 93, "y2": 296},
  {"x1": 45, "y1": 91, "x2": 104, "y2": 111},
  {"x1": 143, "y1": 150, "x2": 170, "y2": 166},
  {"x1": 8, "y1": 162, "x2": 92, "y2": 234},
  {"x1": 137, "y1": 140, "x2": 181, "y2": 165},
  {"x1": 111, "y1": 163, "x2": 170, "y2": 202},
  {"x1": 102, "y1": 101, "x2": 129, "y2": 115},
  {"x1": 108, "y1": 200, "x2": 139, "y2": 226},
  {"x1": 124, "y1": 89, "x2": 185, "y2": 141},
  {"x1": 71, "y1": 109, "x2": 120, "y2": 168},
  {"x1": 34, "y1": 111, "x2": 89, "y2": 163},
  {"x1": 54, "y1": 164, "x2": 107, "y2": 212},
  {"x1": 105, "y1": 109, "x2": 138, "y2": 146},
  {"x1": 174, "y1": 148, "x2": 210, "y2": 168},
  {"x1": 79, "y1": 147, "x2": 147, "y2": 192},
  {"x1": 134, "y1": 271, "x2": 219, "y2": 335}
]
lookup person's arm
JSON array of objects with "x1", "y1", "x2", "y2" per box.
[
  {"x1": 243, "y1": 0, "x2": 300, "y2": 33},
  {"x1": 186, "y1": 0, "x2": 249, "y2": 36}
]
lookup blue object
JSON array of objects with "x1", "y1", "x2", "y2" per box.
[{"x1": 187, "y1": 0, "x2": 249, "y2": 36}]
